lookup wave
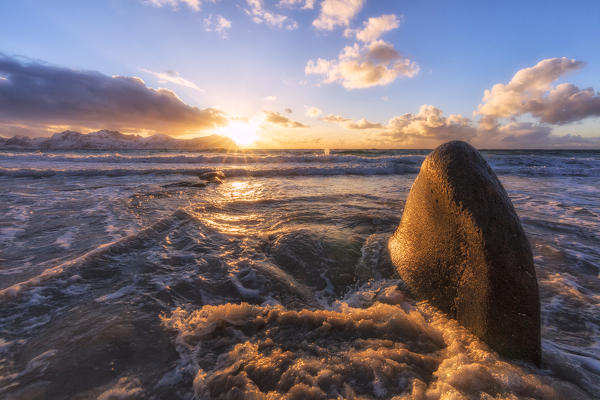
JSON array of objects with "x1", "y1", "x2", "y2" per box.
[
  {"x1": 2, "y1": 162, "x2": 599, "y2": 178},
  {"x1": 0, "y1": 164, "x2": 421, "y2": 178},
  {"x1": 162, "y1": 283, "x2": 591, "y2": 399},
  {"x1": 0, "y1": 208, "x2": 193, "y2": 299},
  {"x1": 0, "y1": 151, "x2": 426, "y2": 165},
  {"x1": 2, "y1": 151, "x2": 600, "y2": 178}
]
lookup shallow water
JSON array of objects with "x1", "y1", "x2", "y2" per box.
[{"x1": 0, "y1": 149, "x2": 598, "y2": 399}]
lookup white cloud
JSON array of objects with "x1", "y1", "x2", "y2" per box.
[
  {"x1": 351, "y1": 101, "x2": 599, "y2": 148},
  {"x1": 203, "y1": 14, "x2": 232, "y2": 37},
  {"x1": 140, "y1": 68, "x2": 203, "y2": 91},
  {"x1": 145, "y1": 0, "x2": 206, "y2": 12},
  {"x1": 245, "y1": 0, "x2": 298, "y2": 30},
  {"x1": 477, "y1": 57, "x2": 600, "y2": 128},
  {"x1": 313, "y1": 0, "x2": 364, "y2": 31},
  {"x1": 345, "y1": 14, "x2": 402, "y2": 43},
  {"x1": 263, "y1": 95, "x2": 277, "y2": 101},
  {"x1": 305, "y1": 40, "x2": 419, "y2": 89},
  {"x1": 321, "y1": 114, "x2": 384, "y2": 129},
  {"x1": 278, "y1": 0, "x2": 315, "y2": 9},
  {"x1": 305, "y1": 106, "x2": 322, "y2": 117},
  {"x1": 385, "y1": 105, "x2": 476, "y2": 143}
]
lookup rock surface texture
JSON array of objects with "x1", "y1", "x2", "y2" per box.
[{"x1": 389, "y1": 141, "x2": 541, "y2": 364}]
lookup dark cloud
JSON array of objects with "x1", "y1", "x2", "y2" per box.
[
  {"x1": 0, "y1": 54, "x2": 227, "y2": 136},
  {"x1": 263, "y1": 111, "x2": 308, "y2": 128}
]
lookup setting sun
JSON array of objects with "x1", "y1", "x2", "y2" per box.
[{"x1": 216, "y1": 120, "x2": 258, "y2": 146}]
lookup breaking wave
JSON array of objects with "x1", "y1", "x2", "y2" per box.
[
  {"x1": 0, "y1": 165, "x2": 420, "y2": 178},
  {"x1": 1, "y1": 149, "x2": 599, "y2": 178},
  {"x1": 162, "y1": 283, "x2": 585, "y2": 399},
  {"x1": 0, "y1": 151, "x2": 426, "y2": 165}
]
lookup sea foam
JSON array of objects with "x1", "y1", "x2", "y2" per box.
[{"x1": 162, "y1": 282, "x2": 582, "y2": 399}]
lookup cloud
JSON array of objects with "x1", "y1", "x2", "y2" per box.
[
  {"x1": 305, "y1": 40, "x2": 419, "y2": 89},
  {"x1": 313, "y1": 0, "x2": 364, "y2": 31},
  {"x1": 474, "y1": 121, "x2": 600, "y2": 148},
  {"x1": 345, "y1": 14, "x2": 402, "y2": 43},
  {"x1": 278, "y1": 0, "x2": 315, "y2": 9},
  {"x1": 0, "y1": 55, "x2": 227, "y2": 136},
  {"x1": 477, "y1": 57, "x2": 600, "y2": 127},
  {"x1": 496, "y1": 122, "x2": 553, "y2": 146},
  {"x1": 140, "y1": 68, "x2": 203, "y2": 91},
  {"x1": 284, "y1": 107, "x2": 293, "y2": 114},
  {"x1": 305, "y1": 106, "x2": 322, "y2": 117},
  {"x1": 376, "y1": 102, "x2": 599, "y2": 149},
  {"x1": 349, "y1": 118, "x2": 385, "y2": 129},
  {"x1": 203, "y1": 14, "x2": 232, "y2": 37},
  {"x1": 245, "y1": 0, "x2": 298, "y2": 30},
  {"x1": 145, "y1": 0, "x2": 205, "y2": 12},
  {"x1": 524, "y1": 83, "x2": 600, "y2": 124},
  {"x1": 321, "y1": 114, "x2": 383, "y2": 129},
  {"x1": 320, "y1": 114, "x2": 350, "y2": 124},
  {"x1": 263, "y1": 95, "x2": 277, "y2": 101},
  {"x1": 384, "y1": 105, "x2": 476, "y2": 143},
  {"x1": 263, "y1": 111, "x2": 309, "y2": 128}
]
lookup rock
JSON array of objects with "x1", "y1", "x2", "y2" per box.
[
  {"x1": 199, "y1": 170, "x2": 225, "y2": 181},
  {"x1": 388, "y1": 141, "x2": 541, "y2": 364}
]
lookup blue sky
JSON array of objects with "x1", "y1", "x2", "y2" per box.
[{"x1": 1, "y1": 0, "x2": 599, "y2": 148}]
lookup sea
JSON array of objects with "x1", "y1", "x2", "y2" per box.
[{"x1": 0, "y1": 149, "x2": 598, "y2": 399}]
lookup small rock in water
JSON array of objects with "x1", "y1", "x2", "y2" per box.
[
  {"x1": 388, "y1": 140, "x2": 541, "y2": 365},
  {"x1": 199, "y1": 170, "x2": 226, "y2": 182}
]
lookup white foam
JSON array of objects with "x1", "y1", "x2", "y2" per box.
[
  {"x1": 95, "y1": 285, "x2": 134, "y2": 303},
  {"x1": 54, "y1": 229, "x2": 76, "y2": 249},
  {"x1": 97, "y1": 377, "x2": 143, "y2": 400},
  {"x1": 161, "y1": 282, "x2": 586, "y2": 399}
]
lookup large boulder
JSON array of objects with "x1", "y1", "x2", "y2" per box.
[{"x1": 388, "y1": 141, "x2": 541, "y2": 364}]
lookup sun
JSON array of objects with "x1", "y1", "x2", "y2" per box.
[{"x1": 216, "y1": 120, "x2": 258, "y2": 146}]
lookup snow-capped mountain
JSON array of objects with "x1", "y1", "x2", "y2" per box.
[{"x1": 0, "y1": 130, "x2": 238, "y2": 150}]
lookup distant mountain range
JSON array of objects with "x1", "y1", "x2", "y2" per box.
[{"x1": 0, "y1": 130, "x2": 238, "y2": 150}]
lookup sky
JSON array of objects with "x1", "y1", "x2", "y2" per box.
[{"x1": 1, "y1": 0, "x2": 600, "y2": 148}]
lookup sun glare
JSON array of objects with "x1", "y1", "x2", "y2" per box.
[{"x1": 217, "y1": 121, "x2": 258, "y2": 146}]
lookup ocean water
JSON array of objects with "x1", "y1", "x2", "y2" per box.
[{"x1": 0, "y1": 149, "x2": 598, "y2": 399}]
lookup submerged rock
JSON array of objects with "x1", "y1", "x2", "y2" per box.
[
  {"x1": 199, "y1": 170, "x2": 225, "y2": 182},
  {"x1": 388, "y1": 141, "x2": 541, "y2": 364}
]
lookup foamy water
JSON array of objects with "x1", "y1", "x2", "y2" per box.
[{"x1": 0, "y1": 149, "x2": 598, "y2": 399}]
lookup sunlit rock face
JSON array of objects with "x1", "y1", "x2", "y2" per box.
[{"x1": 389, "y1": 140, "x2": 541, "y2": 364}]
